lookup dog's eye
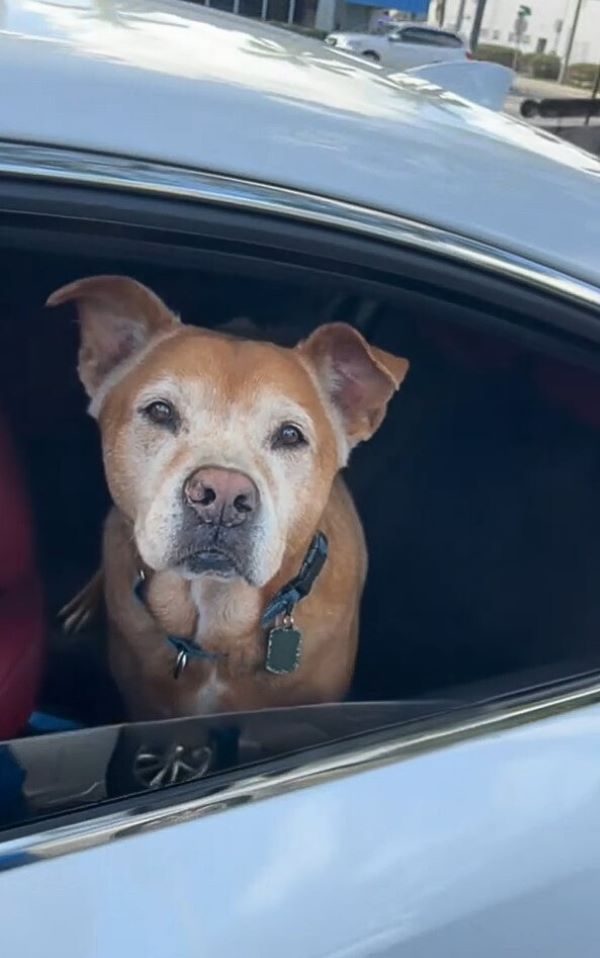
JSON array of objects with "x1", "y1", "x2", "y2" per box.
[
  {"x1": 272, "y1": 423, "x2": 306, "y2": 449},
  {"x1": 142, "y1": 400, "x2": 178, "y2": 430}
]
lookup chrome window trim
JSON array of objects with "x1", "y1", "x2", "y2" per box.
[
  {"x1": 2, "y1": 676, "x2": 600, "y2": 872},
  {"x1": 0, "y1": 140, "x2": 599, "y2": 311}
]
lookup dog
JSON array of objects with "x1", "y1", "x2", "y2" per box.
[{"x1": 49, "y1": 276, "x2": 409, "y2": 720}]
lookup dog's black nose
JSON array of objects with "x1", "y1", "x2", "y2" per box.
[{"x1": 184, "y1": 467, "x2": 258, "y2": 527}]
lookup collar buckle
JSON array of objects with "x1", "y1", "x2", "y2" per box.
[{"x1": 174, "y1": 647, "x2": 188, "y2": 679}]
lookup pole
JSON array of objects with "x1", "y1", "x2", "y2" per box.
[
  {"x1": 512, "y1": 11, "x2": 527, "y2": 72},
  {"x1": 287, "y1": 0, "x2": 296, "y2": 23},
  {"x1": 470, "y1": 0, "x2": 488, "y2": 51},
  {"x1": 552, "y1": 18, "x2": 563, "y2": 54},
  {"x1": 455, "y1": 0, "x2": 467, "y2": 32},
  {"x1": 558, "y1": 0, "x2": 585, "y2": 85},
  {"x1": 512, "y1": 36, "x2": 520, "y2": 71},
  {"x1": 585, "y1": 61, "x2": 600, "y2": 126}
]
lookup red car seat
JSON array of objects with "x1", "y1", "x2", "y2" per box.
[{"x1": 0, "y1": 409, "x2": 44, "y2": 740}]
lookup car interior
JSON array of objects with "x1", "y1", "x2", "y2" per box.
[{"x1": 1, "y1": 193, "x2": 600, "y2": 825}]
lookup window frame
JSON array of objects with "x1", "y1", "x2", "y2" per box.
[
  {"x1": 0, "y1": 141, "x2": 597, "y2": 313},
  {"x1": 1, "y1": 140, "x2": 600, "y2": 868}
]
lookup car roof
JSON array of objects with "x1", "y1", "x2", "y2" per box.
[{"x1": 1, "y1": 0, "x2": 599, "y2": 285}]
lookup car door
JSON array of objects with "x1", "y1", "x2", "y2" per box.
[
  {"x1": 3, "y1": 679, "x2": 600, "y2": 958},
  {"x1": 386, "y1": 27, "x2": 465, "y2": 70}
]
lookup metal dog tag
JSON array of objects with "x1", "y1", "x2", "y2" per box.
[{"x1": 265, "y1": 624, "x2": 302, "y2": 674}]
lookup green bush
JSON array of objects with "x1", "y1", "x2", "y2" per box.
[
  {"x1": 566, "y1": 62, "x2": 599, "y2": 88},
  {"x1": 475, "y1": 44, "x2": 516, "y2": 68},
  {"x1": 476, "y1": 45, "x2": 562, "y2": 78},
  {"x1": 527, "y1": 53, "x2": 561, "y2": 80}
]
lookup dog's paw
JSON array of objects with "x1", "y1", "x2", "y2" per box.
[
  {"x1": 59, "y1": 570, "x2": 104, "y2": 634},
  {"x1": 60, "y1": 602, "x2": 93, "y2": 635}
]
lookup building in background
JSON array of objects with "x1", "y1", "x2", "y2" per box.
[
  {"x1": 429, "y1": 0, "x2": 600, "y2": 64},
  {"x1": 191, "y1": 0, "x2": 429, "y2": 36},
  {"x1": 317, "y1": 0, "x2": 429, "y2": 32}
]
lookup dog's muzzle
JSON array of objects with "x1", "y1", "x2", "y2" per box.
[{"x1": 176, "y1": 466, "x2": 259, "y2": 579}]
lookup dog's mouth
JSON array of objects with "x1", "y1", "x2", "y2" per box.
[
  {"x1": 175, "y1": 548, "x2": 242, "y2": 580},
  {"x1": 172, "y1": 515, "x2": 257, "y2": 582}
]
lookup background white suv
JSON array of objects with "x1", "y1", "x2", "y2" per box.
[{"x1": 325, "y1": 23, "x2": 471, "y2": 69}]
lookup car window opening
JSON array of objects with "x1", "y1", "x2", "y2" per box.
[{"x1": 1, "y1": 236, "x2": 600, "y2": 826}]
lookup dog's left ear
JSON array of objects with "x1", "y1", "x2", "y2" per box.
[
  {"x1": 300, "y1": 323, "x2": 409, "y2": 448},
  {"x1": 47, "y1": 275, "x2": 179, "y2": 399}
]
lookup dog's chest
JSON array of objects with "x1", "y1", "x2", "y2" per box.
[
  {"x1": 190, "y1": 577, "x2": 261, "y2": 645},
  {"x1": 195, "y1": 667, "x2": 228, "y2": 712},
  {"x1": 133, "y1": 574, "x2": 264, "y2": 714},
  {"x1": 189, "y1": 584, "x2": 260, "y2": 714}
]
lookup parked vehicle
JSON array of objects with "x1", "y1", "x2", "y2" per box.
[
  {"x1": 325, "y1": 22, "x2": 471, "y2": 68},
  {"x1": 1, "y1": 2, "x2": 600, "y2": 956}
]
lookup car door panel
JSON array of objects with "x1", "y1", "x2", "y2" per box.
[
  {"x1": 2, "y1": 702, "x2": 600, "y2": 957},
  {"x1": 386, "y1": 38, "x2": 432, "y2": 69}
]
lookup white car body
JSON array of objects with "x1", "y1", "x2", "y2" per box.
[
  {"x1": 325, "y1": 23, "x2": 470, "y2": 69},
  {"x1": 0, "y1": 1, "x2": 596, "y2": 281},
  {"x1": 4, "y1": 702, "x2": 600, "y2": 958},
  {"x1": 0, "y1": 2, "x2": 600, "y2": 956}
]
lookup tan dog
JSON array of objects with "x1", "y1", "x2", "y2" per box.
[{"x1": 49, "y1": 276, "x2": 408, "y2": 720}]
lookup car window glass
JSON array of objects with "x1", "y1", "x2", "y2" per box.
[{"x1": 400, "y1": 28, "x2": 463, "y2": 47}]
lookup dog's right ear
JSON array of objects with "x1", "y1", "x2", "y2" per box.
[
  {"x1": 47, "y1": 275, "x2": 179, "y2": 399},
  {"x1": 299, "y1": 322, "x2": 409, "y2": 449}
]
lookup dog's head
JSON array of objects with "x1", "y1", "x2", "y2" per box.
[{"x1": 48, "y1": 276, "x2": 408, "y2": 587}]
